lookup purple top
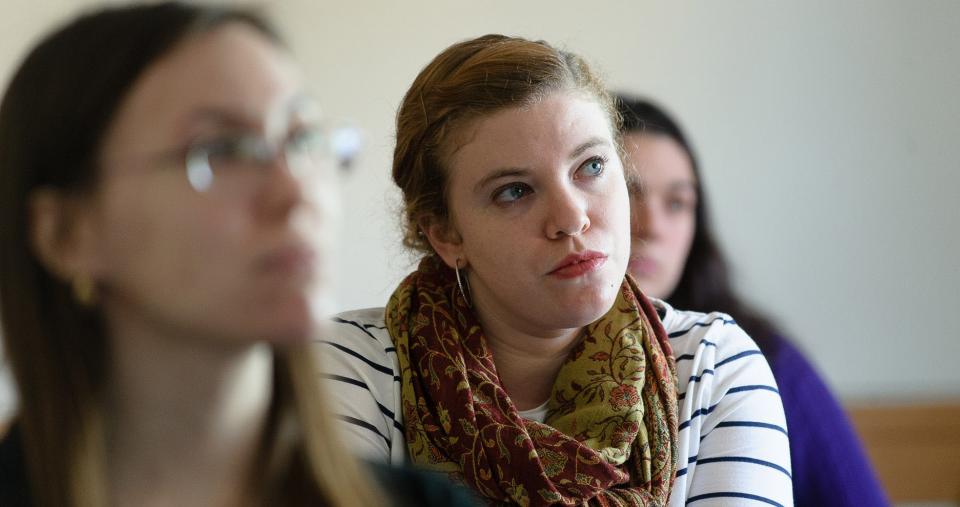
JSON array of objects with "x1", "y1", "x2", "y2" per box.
[{"x1": 764, "y1": 334, "x2": 890, "y2": 506}]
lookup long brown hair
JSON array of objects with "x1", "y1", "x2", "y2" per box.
[
  {"x1": 392, "y1": 34, "x2": 619, "y2": 256},
  {"x1": 0, "y1": 3, "x2": 377, "y2": 505}
]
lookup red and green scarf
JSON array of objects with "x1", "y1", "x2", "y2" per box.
[{"x1": 386, "y1": 256, "x2": 679, "y2": 506}]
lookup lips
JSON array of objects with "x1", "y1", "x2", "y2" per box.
[
  {"x1": 548, "y1": 250, "x2": 608, "y2": 279},
  {"x1": 258, "y1": 242, "x2": 318, "y2": 277}
]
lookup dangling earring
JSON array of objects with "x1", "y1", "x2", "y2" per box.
[
  {"x1": 454, "y1": 258, "x2": 472, "y2": 308},
  {"x1": 72, "y1": 274, "x2": 97, "y2": 307}
]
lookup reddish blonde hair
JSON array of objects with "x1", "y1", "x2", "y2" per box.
[{"x1": 392, "y1": 34, "x2": 618, "y2": 255}]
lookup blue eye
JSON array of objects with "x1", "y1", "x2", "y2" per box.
[
  {"x1": 579, "y1": 156, "x2": 606, "y2": 177},
  {"x1": 493, "y1": 183, "x2": 532, "y2": 203}
]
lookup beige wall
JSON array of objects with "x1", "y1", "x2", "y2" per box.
[{"x1": 2, "y1": 1, "x2": 958, "y2": 409}]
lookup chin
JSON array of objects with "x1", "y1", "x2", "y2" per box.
[
  {"x1": 641, "y1": 279, "x2": 670, "y2": 301},
  {"x1": 270, "y1": 327, "x2": 314, "y2": 345},
  {"x1": 263, "y1": 319, "x2": 316, "y2": 344},
  {"x1": 551, "y1": 282, "x2": 622, "y2": 328},
  {"x1": 259, "y1": 296, "x2": 321, "y2": 344}
]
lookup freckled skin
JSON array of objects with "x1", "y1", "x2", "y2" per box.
[{"x1": 441, "y1": 92, "x2": 632, "y2": 337}]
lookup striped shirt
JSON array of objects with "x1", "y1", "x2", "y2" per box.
[{"x1": 319, "y1": 299, "x2": 793, "y2": 506}]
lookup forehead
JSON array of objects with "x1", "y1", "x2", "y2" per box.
[
  {"x1": 105, "y1": 23, "x2": 302, "y2": 148},
  {"x1": 624, "y1": 133, "x2": 696, "y2": 184},
  {"x1": 448, "y1": 91, "x2": 614, "y2": 170}
]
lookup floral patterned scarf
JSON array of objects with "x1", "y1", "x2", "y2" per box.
[{"x1": 386, "y1": 256, "x2": 679, "y2": 506}]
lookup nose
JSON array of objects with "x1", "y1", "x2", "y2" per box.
[
  {"x1": 256, "y1": 152, "x2": 308, "y2": 220},
  {"x1": 545, "y1": 187, "x2": 590, "y2": 239}
]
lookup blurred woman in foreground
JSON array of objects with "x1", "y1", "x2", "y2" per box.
[{"x1": 0, "y1": 3, "x2": 445, "y2": 505}]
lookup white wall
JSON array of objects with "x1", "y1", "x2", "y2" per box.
[{"x1": 2, "y1": 1, "x2": 958, "y2": 403}]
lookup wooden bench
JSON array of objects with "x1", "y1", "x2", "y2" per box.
[{"x1": 847, "y1": 401, "x2": 960, "y2": 503}]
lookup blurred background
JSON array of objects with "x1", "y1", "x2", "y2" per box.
[{"x1": 1, "y1": 0, "x2": 958, "y2": 503}]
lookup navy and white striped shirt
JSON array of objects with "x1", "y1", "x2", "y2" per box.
[{"x1": 319, "y1": 299, "x2": 792, "y2": 506}]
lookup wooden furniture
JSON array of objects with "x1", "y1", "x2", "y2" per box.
[{"x1": 847, "y1": 401, "x2": 960, "y2": 503}]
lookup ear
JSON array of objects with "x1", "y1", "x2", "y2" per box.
[
  {"x1": 28, "y1": 188, "x2": 102, "y2": 282},
  {"x1": 418, "y1": 215, "x2": 466, "y2": 269}
]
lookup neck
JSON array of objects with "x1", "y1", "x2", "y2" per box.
[
  {"x1": 104, "y1": 307, "x2": 273, "y2": 507},
  {"x1": 473, "y1": 294, "x2": 583, "y2": 411}
]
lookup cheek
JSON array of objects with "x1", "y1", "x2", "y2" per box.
[
  {"x1": 298, "y1": 180, "x2": 339, "y2": 251},
  {"x1": 96, "y1": 184, "x2": 247, "y2": 293},
  {"x1": 666, "y1": 216, "x2": 697, "y2": 262},
  {"x1": 457, "y1": 210, "x2": 539, "y2": 298},
  {"x1": 463, "y1": 216, "x2": 514, "y2": 267},
  {"x1": 679, "y1": 217, "x2": 696, "y2": 250},
  {"x1": 597, "y1": 180, "x2": 633, "y2": 247},
  {"x1": 628, "y1": 196, "x2": 643, "y2": 236}
]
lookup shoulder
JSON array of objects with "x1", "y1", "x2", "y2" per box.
[
  {"x1": 320, "y1": 307, "x2": 397, "y2": 387},
  {"x1": 328, "y1": 308, "x2": 392, "y2": 347},
  {"x1": 321, "y1": 308, "x2": 396, "y2": 377},
  {"x1": 760, "y1": 334, "x2": 848, "y2": 426},
  {"x1": 763, "y1": 333, "x2": 822, "y2": 387},
  {"x1": 654, "y1": 298, "x2": 779, "y2": 405},
  {"x1": 654, "y1": 298, "x2": 759, "y2": 362},
  {"x1": 653, "y1": 300, "x2": 792, "y2": 505},
  {"x1": 761, "y1": 336, "x2": 890, "y2": 504},
  {"x1": 319, "y1": 308, "x2": 405, "y2": 463}
]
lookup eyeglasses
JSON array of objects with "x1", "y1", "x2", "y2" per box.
[{"x1": 181, "y1": 124, "x2": 360, "y2": 193}]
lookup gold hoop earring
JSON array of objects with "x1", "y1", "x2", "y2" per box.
[
  {"x1": 72, "y1": 274, "x2": 97, "y2": 307},
  {"x1": 454, "y1": 258, "x2": 472, "y2": 308}
]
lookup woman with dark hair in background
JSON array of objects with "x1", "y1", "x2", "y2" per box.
[
  {"x1": 0, "y1": 3, "x2": 475, "y2": 506},
  {"x1": 617, "y1": 95, "x2": 889, "y2": 506}
]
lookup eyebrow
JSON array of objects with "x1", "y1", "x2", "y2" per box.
[
  {"x1": 626, "y1": 175, "x2": 697, "y2": 196},
  {"x1": 473, "y1": 137, "x2": 612, "y2": 193},
  {"x1": 570, "y1": 137, "x2": 609, "y2": 160},
  {"x1": 668, "y1": 180, "x2": 698, "y2": 192},
  {"x1": 185, "y1": 108, "x2": 251, "y2": 129},
  {"x1": 183, "y1": 94, "x2": 318, "y2": 130}
]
